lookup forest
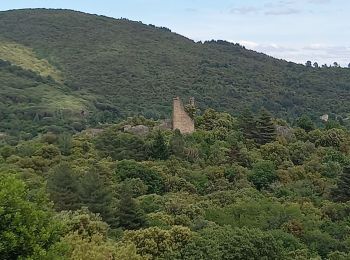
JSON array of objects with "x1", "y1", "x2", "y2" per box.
[
  {"x1": 0, "y1": 8, "x2": 350, "y2": 129},
  {"x1": 1, "y1": 108, "x2": 350, "y2": 259},
  {"x1": 1, "y1": 8, "x2": 350, "y2": 260}
]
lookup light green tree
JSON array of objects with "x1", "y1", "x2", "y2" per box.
[{"x1": 0, "y1": 174, "x2": 62, "y2": 259}]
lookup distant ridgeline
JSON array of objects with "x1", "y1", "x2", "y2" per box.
[{"x1": 0, "y1": 9, "x2": 350, "y2": 138}]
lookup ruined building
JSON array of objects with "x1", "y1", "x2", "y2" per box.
[{"x1": 172, "y1": 97, "x2": 195, "y2": 134}]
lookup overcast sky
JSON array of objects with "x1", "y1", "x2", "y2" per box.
[{"x1": 1, "y1": 0, "x2": 349, "y2": 66}]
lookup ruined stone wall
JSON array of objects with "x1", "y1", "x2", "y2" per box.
[{"x1": 172, "y1": 97, "x2": 195, "y2": 134}]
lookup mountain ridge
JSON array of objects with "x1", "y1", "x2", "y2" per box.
[{"x1": 0, "y1": 8, "x2": 349, "y2": 136}]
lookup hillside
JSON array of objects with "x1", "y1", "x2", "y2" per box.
[
  {"x1": 0, "y1": 59, "x2": 89, "y2": 136},
  {"x1": 2, "y1": 107, "x2": 350, "y2": 259},
  {"x1": 0, "y1": 8, "x2": 350, "y2": 136}
]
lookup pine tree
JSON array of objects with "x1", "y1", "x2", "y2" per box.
[
  {"x1": 332, "y1": 166, "x2": 350, "y2": 202},
  {"x1": 305, "y1": 60, "x2": 312, "y2": 67},
  {"x1": 117, "y1": 185, "x2": 147, "y2": 230},
  {"x1": 255, "y1": 109, "x2": 276, "y2": 145},
  {"x1": 169, "y1": 129, "x2": 185, "y2": 157},
  {"x1": 150, "y1": 130, "x2": 169, "y2": 160},
  {"x1": 79, "y1": 169, "x2": 117, "y2": 227},
  {"x1": 47, "y1": 163, "x2": 80, "y2": 211},
  {"x1": 238, "y1": 109, "x2": 256, "y2": 140},
  {"x1": 58, "y1": 133, "x2": 72, "y2": 156}
]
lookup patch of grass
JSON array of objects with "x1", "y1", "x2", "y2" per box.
[
  {"x1": 34, "y1": 85, "x2": 86, "y2": 112},
  {"x1": 0, "y1": 40, "x2": 62, "y2": 81}
]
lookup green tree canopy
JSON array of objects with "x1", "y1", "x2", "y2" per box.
[
  {"x1": 149, "y1": 130, "x2": 169, "y2": 160},
  {"x1": 255, "y1": 109, "x2": 276, "y2": 145},
  {"x1": 331, "y1": 165, "x2": 350, "y2": 202},
  {"x1": 117, "y1": 185, "x2": 147, "y2": 230},
  {"x1": 79, "y1": 169, "x2": 117, "y2": 227},
  {"x1": 47, "y1": 162, "x2": 80, "y2": 211},
  {"x1": 0, "y1": 174, "x2": 62, "y2": 259},
  {"x1": 115, "y1": 160, "x2": 165, "y2": 194},
  {"x1": 249, "y1": 160, "x2": 277, "y2": 190}
]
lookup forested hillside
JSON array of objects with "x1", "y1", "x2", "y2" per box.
[
  {"x1": 1, "y1": 109, "x2": 350, "y2": 259},
  {"x1": 0, "y1": 60, "x2": 88, "y2": 137},
  {"x1": 1, "y1": 9, "x2": 350, "y2": 259},
  {"x1": 0, "y1": 8, "x2": 350, "y2": 139}
]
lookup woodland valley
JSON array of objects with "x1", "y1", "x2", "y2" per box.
[{"x1": 1, "y1": 8, "x2": 350, "y2": 260}]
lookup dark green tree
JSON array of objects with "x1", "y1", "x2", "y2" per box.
[
  {"x1": 150, "y1": 130, "x2": 169, "y2": 160},
  {"x1": 238, "y1": 109, "x2": 256, "y2": 140},
  {"x1": 296, "y1": 115, "x2": 315, "y2": 132},
  {"x1": 47, "y1": 162, "x2": 80, "y2": 211},
  {"x1": 79, "y1": 169, "x2": 117, "y2": 227},
  {"x1": 169, "y1": 129, "x2": 185, "y2": 157},
  {"x1": 115, "y1": 160, "x2": 165, "y2": 194},
  {"x1": 255, "y1": 109, "x2": 276, "y2": 145},
  {"x1": 117, "y1": 185, "x2": 147, "y2": 230},
  {"x1": 94, "y1": 130, "x2": 148, "y2": 161},
  {"x1": 249, "y1": 160, "x2": 277, "y2": 190},
  {"x1": 331, "y1": 166, "x2": 350, "y2": 202}
]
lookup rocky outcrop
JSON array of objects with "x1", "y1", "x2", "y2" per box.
[
  {"x1": 154, "y1": 119, "x2": 172, "y2": 131},
  {"x1": 123, "y1": 125, "x2": 150, "y2": 135}
]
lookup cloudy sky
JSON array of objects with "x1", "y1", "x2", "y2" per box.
[{"x1": 1, "y1": 0, "x2": 349, "y2": 66}]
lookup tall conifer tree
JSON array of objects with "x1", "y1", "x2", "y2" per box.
[
  {"x1": 117, "y1": 185, "x2": 147, "y2": 230},
  {"x1": 332, "y1": 166, "x2": 350, "y2": 202},
  {"x1": 79, "y1": 169, "x2": 117, "y2": 227},
  {"x1": 47, "y1": 163, "x2": 80, "y2": 211},
  {"x1": 169, "y1": 129, "x2": 185, "y2": 157},
  {"x1": 238, "y1": 109, "x2": 256, "y2": 140},
  {"x1": 255, "y1": 109, "x2": 276, "y2": 145},
  {"x1": 150, "y1": 130, "x2": 169, "y2": 160}
]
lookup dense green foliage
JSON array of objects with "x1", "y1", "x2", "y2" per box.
[
  {"x1": 1, "y1": 108, "x2": 350, "y2": 259},
  {"x1": 0, "y1": 9, "x2": 350, "y2": 139},
  {"x1": 0, "y1": 59, "x2": 86, "y2": 138},
  {"x1": 0, "y1": 175, "x2": 62, "y2": 259},
  {"x1": 331, "y1": 166, "x2": 350, "y2": 202},
  {"x1": 1, "y1": 8, "x2": 350, "y2": 259}
]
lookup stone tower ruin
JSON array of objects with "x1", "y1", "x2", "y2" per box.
[{"x1": 172, "y1": 97, "x2": 195, "y2": 134}]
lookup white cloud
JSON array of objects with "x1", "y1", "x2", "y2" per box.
[
  {"x1": 237, "y1": 40, "x2": 259, "y2": 49},
  {"x1": 230, "y1": 7, "x2": 260, "y2": 15},
  {"x1": 185, "y1": 8, "x2": 197, "y2": 12},
  {"x1": 304, "y1": 43, "x2": 327, "y2": 50},
  {"x1": 228, "y1": 0, "x2": 333, "y2": 17},
  {"x1": 229, "y1": 4, "x2": 302, "y2": 16},
  {"x1": 237, "y1": 40, "x2": 350, "y2": 66},
  {"x1": 308, "y1": 0, "x2": 331, "y2": 4},
  {"x1": 264, "y1": 8, "x2": 301, "y2": 15}
]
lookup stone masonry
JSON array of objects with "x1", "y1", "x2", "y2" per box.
[{"x1": 172, "y1": 97, "x2": 195, "y2": 134}]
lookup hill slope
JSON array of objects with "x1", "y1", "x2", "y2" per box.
[
  {"x1": 0, "y1": 59, "x2": 87, "y2": 136},
  {"x1": 0, "y1": 8, "x2": 350, "y2": 135}
]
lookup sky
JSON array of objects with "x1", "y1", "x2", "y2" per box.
[{"x1": 1, "y1": 0, "x2": 349, "y2": 66}]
